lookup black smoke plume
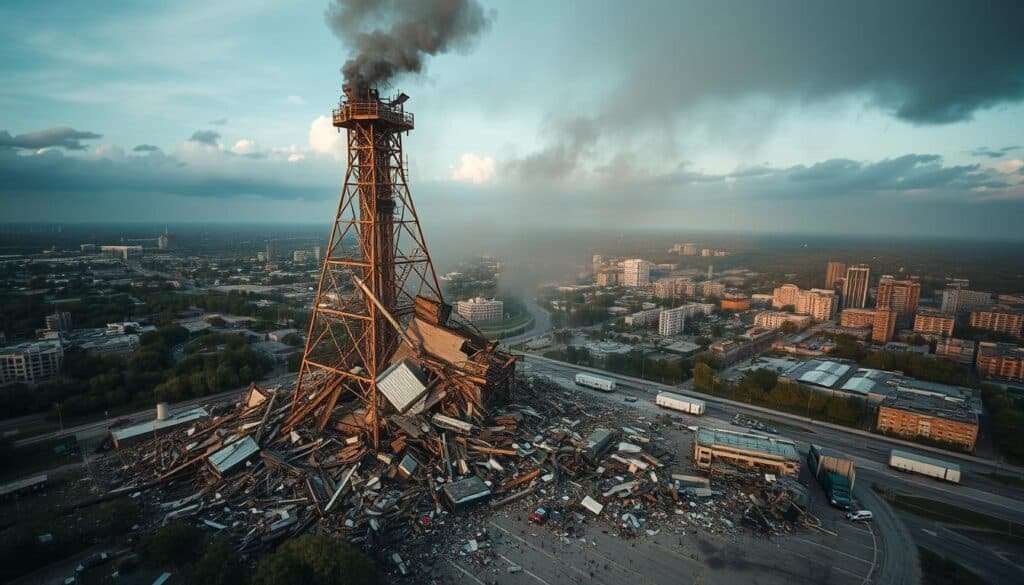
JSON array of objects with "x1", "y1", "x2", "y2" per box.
[{"x1": 326, "y1": 0, "x2": 491, "y2": 96}]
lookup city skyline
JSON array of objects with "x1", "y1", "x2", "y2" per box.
[{"x1": 1, "y1": 1, "x2": 1023, "y2": 238}]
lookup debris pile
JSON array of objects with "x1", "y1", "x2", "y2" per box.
[{"x1": 97, "y1": 368, "x2": 820, "y2": 579}]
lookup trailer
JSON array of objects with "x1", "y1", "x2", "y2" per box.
[
  {"x1": 655, "y1": 391, "x2": 706, "y2": 416},
  {"x1": 889, "y1": 449, "x2": 961, "y2": 483},
  {"x1": 575, "y1": 373, "x2": 616, "y2": 392},
  {"x1": 807, "y1": 444, "x2": 856, "y2": 509}
]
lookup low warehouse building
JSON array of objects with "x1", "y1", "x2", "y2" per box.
[{"x1": 692, "y1": 427, "x2": 800, "y2": 475}]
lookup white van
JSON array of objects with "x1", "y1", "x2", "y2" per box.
[{"x1": 846, "y1": 510, "x2": 873, "y2": 522}]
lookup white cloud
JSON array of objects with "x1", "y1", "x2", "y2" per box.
[
  {"x1": 450, "y1": 153, "x2": 496, "y2": 184},
  {"x1": 285, "y1": 95, "x2": 306, "y2": 105},
  {"x1": 993, "y1": 158, "x2": 1024, "y2": 174},
  {"x1": 308, "y1": 116, "x2": 344, "y2": 160},
  {"x1": 232, "y1": 139, "x2": 257, "y2": 155}
]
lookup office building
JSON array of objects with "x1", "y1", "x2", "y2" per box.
[
  {"x1": 79, "y1": 243, "x2": 96, "y2": 253},
  {"x1": 45, "y1": 311, "x2": 73, "y2": 332},
  {"x1": 940, "y1": 288, "x2": 993, "y2": 314},
  {"x1": 969, "y1": 306, "x2": 1023, "y2": 337},
  {"x1": 754, "y1": 311, "x2": 812, "y2": 330},
  {"x1": 872, "y1": 309, "x2": 898, "y2": 344},
  {"x1": 592, "y1": 254, "x2": 604, "y2": 273},
  {"x1": 100, "y1": 245, "x2": 143, "y2": 260},
  {"x1": 682, "y1": 243, "x2": 697, "y2": 256},
  {"x1": 934, "y1": 338, "x2": 976, "y2": 365},
  {"x1": 875, "y1": 276, "x2": 920, "y2": 317},
  {"x1": 454, "y1": 297, "x2": 504, "y2": 323},
  {"x1": 825, "y1": 261, "x2": 846, "y2": 289},
  {"x1": 621, "y1": 259, "x2": 651, "y2": 287},
  {"x1": 624, "y1": 308, "x2": 663, "y2": 328},
  {"x1": 313, "y1": 245, "x2": 322, "y2": 262},
  {"x1": 876, "y1": 393, "x2": 979, "y2": 451},
  {"x1": 772, "y1": 285, "x2": 837, "y2": 322},
  {"x1": 596, "y1": 269, "x2": 621, "y2": 288},
  {"x1": 913, "y1": 310, "x2": 956, "y2": 338},
  {"x1": 658, "y1": 306, "x2": 687, "y2": 336},
  {"x1": 976, "y1": 342, "x2": 1024, "y2": 383},
  {"x1": 697, "y1": 280, "x2": 725, "y2": 298},
  {"x1": 842, "y1": 265, "x2": 870, "y2": 309},
  {"x1": 0, "y1": 341, "x2": 64, "y2": 386},
  {"x1": 840, "y1": 308, "x2": 877, "y2": 328}
]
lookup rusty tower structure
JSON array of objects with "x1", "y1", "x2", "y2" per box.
[{"x1": 286, "y1": 88, "x2": 443, "y2": 447}]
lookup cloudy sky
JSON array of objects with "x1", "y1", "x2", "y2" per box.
[{"x1": 2, "y1": 0, "x2": 1023, "y2": 239}]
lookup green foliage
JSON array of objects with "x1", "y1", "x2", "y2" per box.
[
  {"x1": 693, "y1": 362, "x2": 717, "y2": 391},
  {"x1": 252, "y1": 534, "x2": 379, "y2": 585},
  {"x1": 983, "y1": 384, "x2": 1024, "y2": 464},
  {"x1": 191, "y1": 537, "x2": 250, "y2": 585},
  {"x1": 139, "y1": 523, "x2": 206, "y2": 568},
  {"x1": 830, "y1": 334, "x2": 866, "y2": 360}
]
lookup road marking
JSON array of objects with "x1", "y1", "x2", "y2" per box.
[
  {"x1": 793, "y1": 538, "x2": 873, "y2": 565},
  {"x1": 861, "y1": 520, "x2": 878, "y2": 585},
  {"x1": 921, "y1": 528, "x2": 938, "y2": 537},
  {"x1": 566, "y1": 538, "x2": 646, "y2": 579},
  {"x1": 785, "y1": 549, "x2": 866, "y2": 581},
  {"x1": 488, "y1": 521, "x2": 591, "y2": 581},
  {"x1": 497, "y1": 552, "x2": 556, "y2": 585},
  {"x1": 447, "y1": 560, "x2": 487, "y2": 585}
]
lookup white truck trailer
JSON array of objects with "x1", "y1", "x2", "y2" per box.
[
  {"x1": 655, "y1": 391, "x2": 706, "y2": 416},
  {"x1": 574, "y1": 373, "x2": 616, "y2": 392},
  {"x1": 889, "y1": 449, "x2": 961, "y2": 484}
]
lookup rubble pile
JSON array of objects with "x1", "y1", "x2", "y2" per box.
[{"x1": 96, "y1": 369, "x2": 818, "y2": 579}]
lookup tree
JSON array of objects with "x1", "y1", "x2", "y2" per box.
[
  {"x1": 693, "y1": 362, "x2": 716, "y2": 391},
  {"x1": 779, "y1": 321, "x2": 797, "y2": 334},
  {"x1": 191, "y1": 538, "x2": 249, "y2": 585},
  {"x1": 139, "y1": 523, "x2": 205, "y2": 568},
  {"x1": 252, "y1": 534, "x2": 379, "y2": 585}
]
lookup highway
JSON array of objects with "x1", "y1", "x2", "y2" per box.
[{"x1": 520, "y1": 353, "x2": 1024, "y2": 526}]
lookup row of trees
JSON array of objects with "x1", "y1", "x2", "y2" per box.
[
  {"x1": 0, "y1": 325, "x2": 274, "y2": 419},
  {"x1": 133, "y1": 524, "x2": 379, "y2": 585},
  {"x1": 829, "y1": 334, "x2": 971, "y2": 387},
  {"x1": 982, "y1": 384, "x2": 1024, "y2": 464},
  {"x1": 693, "y1": 363, "x2": 865, "y2": 426}
]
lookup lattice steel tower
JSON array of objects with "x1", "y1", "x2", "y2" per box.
[{"x1": 286, "y1": 88, "x2": 442, "y2": 447}]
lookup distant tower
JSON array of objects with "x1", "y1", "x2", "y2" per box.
[
  {"x1": 313, "y1": 245, "x2": 322, "y2": 263},
  {"x1": 286, "y1": 88, "x2": 442, "y2": 447},
  {"x1": 265, "y1": 241, "x2": 273, "y2": 262},
  {"x1": 825, "y1": 261, "x2": 846, "y2": 289},
  {"x1": 707, "y1": 264, "x2": 713, "y2": 281},
  {"x1": 843, "y1": 265, "x2": 870, "y2": 309}
]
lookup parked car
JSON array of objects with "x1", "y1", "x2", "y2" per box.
[
  {"x1": 846, "y1": 510, "x2": 873, "y2": 522},
  {"x1": 623, "y1": 396, "x2": 638, "y2": 403},
  {"x1": 528, "y1": 507, "x2": 549, "y2": 525}
]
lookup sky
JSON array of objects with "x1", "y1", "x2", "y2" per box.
[{"x1": 1, "y1": 0, "x2": 1024, "y2": 239}]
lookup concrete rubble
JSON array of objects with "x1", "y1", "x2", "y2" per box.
[{"x1": 94, "y1": 372, "x2": 820, "y2": 581}]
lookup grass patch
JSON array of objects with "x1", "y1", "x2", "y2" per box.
[
  {"x1": 918, "y1": 547, "x2": 990, "y2": 585},
  {"x1": 890, "y1": 493, "x2": 1024, "y2": 538},
  {"x1": 0, "y1": 436, "x2": 81, "y2": 482},
  {"x1": 980, "y1": 472, "x2": 1024, "y2": 489}
]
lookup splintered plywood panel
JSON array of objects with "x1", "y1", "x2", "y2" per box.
[
  {"x1": 396, "y1": 317, "x2": 470, "y2": 364},
  {"x1": 377, "y1": 360, "x2": 428, "y2": 413}
]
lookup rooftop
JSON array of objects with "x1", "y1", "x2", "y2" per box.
[
  {"x1": 880, "y1": 392, "x2": 978, "y2": 424},
  {"x1": 695, "y1": 427, "x2": 799, "y2": 462},
  {"x1": 111, "y1": 406, "x2": 209, "y2": 444}
]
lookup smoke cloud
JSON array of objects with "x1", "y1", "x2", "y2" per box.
[{"x1": 326, "y1": 0, "x2": 492, "y2": 94}]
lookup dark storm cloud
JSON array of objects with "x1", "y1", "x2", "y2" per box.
[
  {"x1": 208, "y1": 118, "x2": 228, "y2": 126},
  {"x1": 0, "y1": 146, "x2": 331, "y2": 202},
  {"x1": 132, "y1": 144, "x2": 161, "y2": 153},
  {"x1": 326, "y1": 0, "x2": 491, "y2": 94},
  {"x1": 969, "y1": 146, "x2": 1021, "y2": 159},
  {"x1": 188, "y1": 130, "x2": 220, "y2": 146},
  {"x1": 0, "y1": 127, "x2": 102, "y2": 150}
]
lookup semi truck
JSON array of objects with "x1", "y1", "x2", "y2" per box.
[
  {"x1": 889, "y1": 449, "x2": 961, "y2": 483},
  {"x1": 807, "y1": 444, "x2": 856, "y2": 510},
  {"x1": 575, "y1": 373, "x2": 616, "y2": 392},
  {"x1": 655, "y1": 391, "x2": 706, "y2": 416}
]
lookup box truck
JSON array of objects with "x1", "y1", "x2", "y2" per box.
[
  {"x1": 889, "y1": 449, "x2": 961, "y2": 483},
  {"x1": 574, "y1": 373, "x2": 616, "y2": 392},
  {"x1": 807, "y1": 444, "x2": 856, "y2": 510},
  {"x1": 655, "y1": 391, "x2": 706, "y2": 416}
]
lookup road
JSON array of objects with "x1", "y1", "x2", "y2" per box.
[
  {"x1": 12, "y1": 372, "x2": 297, "y2": 448},
  {"x1": 520, "y1": 354, "x2": 1024, "y2": 526},
  {"x1": 500, "y1": 300, "x2": 552, "y2": 346},
  {"x1": 900, "y1": 512, "x2": 1024, "y2": 584}
]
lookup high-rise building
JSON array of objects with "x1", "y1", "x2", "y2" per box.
[
  {"x1": 455, "y1": 297, "x2": 504, "y2": 323},
  {"x1": 969, "y1": 306, "x2": 1024, "y2": 337},
  {"x1": 913, "y1": 310, "x2": 956, "y2": 338},
  {"x1": 875, "y1": 276, "x2": 921, "y2": 317},
  {"x1": 313, "y1": 245, "x2": 322, "y2": 263},
  {"x1": 682, "y1": 243, "x2": 697, "y2": 256},
  {"x1": 771, "y1": 285, "x2": 836, "y2": 322},
  {"x1": 934, "y1": 338, "x2": 976, "y2": 365},
  {"x1": 597, "y1": 269, "x2": 621, "y2": 287},
  {"x1": 157, "y1": 228, "x2": 173, "y2": 250},
  {"x1": 592, "y1": 254, "x2": 604, "y2": 273},
  {"x1": 825, "y1": 261, "x2": 846, "y2": 289},
  {"x1": 754, "y1": 311, "x2": 812, "y2": 330},
  {"x1": 872, "y1": 309, "x2": 898, "y2": 344},
  {"x1": 100, "y1": 245, "x2": 143, "y2": 261},
  {"x1": 843, "y1": 265, "x2": 870, "y2": 309},
  {"x1": 707, "y1": 265, "x2": 713, "y2": 281},
  {"x1": 840, "y1": 308, "x2": 877, "y2": 328},
  {"x1": 658, "y1": 306, "x2": 687, "y2": 336},
  {"x1": 621, "y1": 259, "x2": 651, "y2": 287},
  {"x1": 940, "y1": 288, "x2": 993, "y2": 314},
  {"x1": 265, "y1": 242, "x2": 273, "y2": 261}
]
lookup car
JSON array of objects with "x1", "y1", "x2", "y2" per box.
[
  {"x1": 528, "y1": 507, "x2": 549, "y2": 525},
  {"x1": 623, "y1": 396, "x2": 638, "y2": 403},
  {"x1": 846, "y1": 510, "x2": 873, "y2": 522},
  {"x1": 75, "y1": 552, "x2": 110, "y2": 573}
]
